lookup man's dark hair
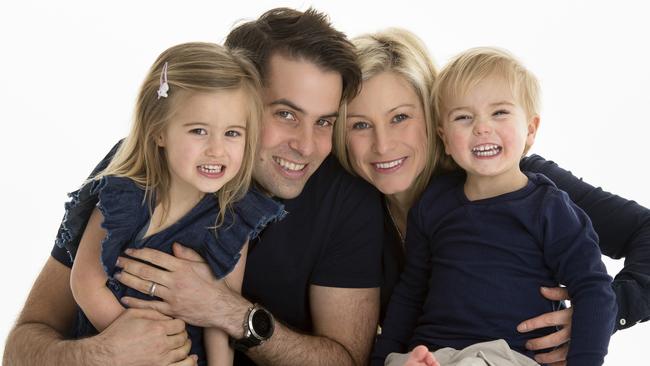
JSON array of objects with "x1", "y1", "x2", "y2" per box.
[{"x1": 225, "y1": 7, "x2": 361, "y2": 102}]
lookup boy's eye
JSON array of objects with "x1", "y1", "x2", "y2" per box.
[
  {"x1": 190, "y1": 128, "x2": 208, "y2": 135},
  {"x1": 316, "y1": 118, "x2": 334, "y2": 128},
  {"x1": 453, "y1": 114, "x2": 472, "y2": 122},
  {"x1": 277, "y1": 110, "x2": 296, "y2": 121},
  {"x1": 225, "y1": 130, "x2": 243, "y2": 137},
  {"x1": 351, "y1": 121, "x2": 370, "y2": 130},
  {"x1": 392, "y1": 113, "x2": 409, "y2": 123},
  {"x1": 493, "y1": 109, "x2": 510, "y2": 117}
]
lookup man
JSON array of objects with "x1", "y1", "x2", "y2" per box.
[{"x1": 4, "y1": 8, "x2": 382, "y2": 366}]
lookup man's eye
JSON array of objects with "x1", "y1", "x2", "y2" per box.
[
  {"x1": 351, "y1": 121, "x2": 370, "y2": 130},
  {"x1": 316, "y1": 119, "x2": 333, "y2": 127},
  {"x1": 277, "y1": 110, "x2": 296, "y2": 121},
  {"x1": 392, "y1": 113, "x2": 409, "y2": 123},
  {"x1": 190, "y1": 128, "x2": 208, "y2": 135}
]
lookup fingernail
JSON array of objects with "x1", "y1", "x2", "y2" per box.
[
  {"x1": 115, "y1": 258, "x2": 120, "y2": 266},
  {"x1": 121, "y1": 297, "x2": 129, "y2": 305},
  {"x1": 114, "y1": 272, "x2": 121, "y2": 280},
  {"x1": 125, "y1": 248, "x2": 134, "y2": 255},
  {"x1": 517, "y1": 323, "x2": 527, "y2": 332}
]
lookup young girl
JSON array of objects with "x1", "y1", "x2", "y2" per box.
[{"x1": 55, "y1": 42, "x2": 285, "y2": 366}]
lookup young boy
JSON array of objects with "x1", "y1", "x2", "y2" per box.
[{"x1": 373, "y1": 47, "x2": 617, "y2": 366}]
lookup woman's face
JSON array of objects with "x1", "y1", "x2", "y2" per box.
[{"x1": 345, "y1": 72, "x2": 428, "y2": 196}]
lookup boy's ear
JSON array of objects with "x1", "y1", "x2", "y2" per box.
[
  {"x1": 437, "y1": 126, "x2": 450, "y2": 154},
  {"x1": 526, "y1": 115, "x2": 541, "y2": 147}
]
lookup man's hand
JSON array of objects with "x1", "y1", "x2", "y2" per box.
[
  {"x1": 115, "y1": 243, "x2": 250, "y2": 336},
  {"x1": 517, "y1": 286, "x2": 573, "y2": 366},
  {"x1": 90, "y1": 308, "x2": 197, "y2": 366}
]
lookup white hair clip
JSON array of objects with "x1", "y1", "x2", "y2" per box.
[{"x1": 157, "y1": 62, "x2": 169, "y2": 99}]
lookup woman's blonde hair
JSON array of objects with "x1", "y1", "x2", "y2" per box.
[
  {"x1": 333, "y1": 28, "x2": 439, "y2": 203},
  {"x1": 433, "y1": 46, "x2": 540, "y2": 162},
  {"x1": 96, "y1": 42, "x2": 263, "y2": 226}
]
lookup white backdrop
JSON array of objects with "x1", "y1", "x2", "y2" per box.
[{"x1": 1, "y1": 0, "x2": 649, "y2": 364}]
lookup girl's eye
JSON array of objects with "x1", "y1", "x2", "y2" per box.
[
  {"x1": 392, "y1": 113, "x2": 409, "y2": 123},
  {"x1": 225, "y1": 130, "x2": 243, "y2": 137},
  {"x1": 351, "y1": 121, "x2": 370, "y2": 130},
  {"x1": 190, "y1": 128, "x2": 208, "y2": 135},
  {"x1": 277, "y1": 110, "x2": 296, "y2": 121},
  {"x1": 493, "y1": 109, "x2": 510, "y2": 117}
]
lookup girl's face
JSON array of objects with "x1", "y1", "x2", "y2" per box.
[
  {"x1": 345, "y1": 72, "x2": 428, "y2": 196},
  {"x1": 158, "y1": 89, "x2": 248, "y2": 202}
]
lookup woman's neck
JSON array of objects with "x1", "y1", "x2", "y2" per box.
[{"x1": 385, "y1": 190, "x2": 413, "y2": 242}]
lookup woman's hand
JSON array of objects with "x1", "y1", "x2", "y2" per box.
[{"x1": 517, "y1": 286, "x2": 573, "y2": 366}]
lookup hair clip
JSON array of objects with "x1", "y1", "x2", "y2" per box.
[{"x1": 157, "y1": 62, "x2": 169, "y2": 99}]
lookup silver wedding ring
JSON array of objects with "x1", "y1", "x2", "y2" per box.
[{"x1": 148, "y1": 281, "x2": 157, "y2": 297}]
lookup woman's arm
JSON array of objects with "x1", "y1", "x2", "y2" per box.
[
  {"x1": 204, "y1": 242, "x2": 247, "y2": 366},
  {"x1": 522, "y1": 154, "x2": 650, "y2": 330},
  {"x1": 70, "y1": 207, "x2": 125, "y2": 332}
]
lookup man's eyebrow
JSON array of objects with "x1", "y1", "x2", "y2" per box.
[{"x1": 269, "y1": 99, "x2": 305, "y2": 114}]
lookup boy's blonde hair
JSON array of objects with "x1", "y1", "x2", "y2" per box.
[
  {"x1": 333, "y1": 28, "x2": 438, "y2": 204},
  {"x1": 96, "y1": 42, "x2": 263, "y2": 226},
  {"x1": 433, "y1": 47, "x2": 540, "y2": 166}
]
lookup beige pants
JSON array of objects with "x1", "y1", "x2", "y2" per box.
[{"x1": 385, "y1": 340, "x2": 539, "y2": 366}]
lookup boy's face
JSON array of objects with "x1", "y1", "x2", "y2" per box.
[
  {"x1": 437, "y1": 75, "x2": 539, "y2": 180},
  {"x1": 253, "y1": 53, "x2": 343, "y2": 199}
]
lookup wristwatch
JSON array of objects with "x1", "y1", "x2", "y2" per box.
[{"x1": 231, "y1": 304, "x2": 275, "y2": 352}]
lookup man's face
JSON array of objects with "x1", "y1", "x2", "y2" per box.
[{"x1": 254, "y1": 53, "x2": 343, "y2": 199}]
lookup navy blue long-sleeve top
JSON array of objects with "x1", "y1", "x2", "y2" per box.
[{"x1": 374, "y1": 172, "x2": 617, "y2": 366}]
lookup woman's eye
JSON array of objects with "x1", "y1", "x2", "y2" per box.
[
  {"x1": 351, "y1": 121, "x2": 370, "y2": 130},
  {"x1": 225, "y1": 130, "x2": 243, "y2": 137},
  {"x1": 190, "y1": 128, "x2": 208, "y2": 135},
  {"x1": 277, "y1": 110, "x2": 296, "y2": 121},
  {"x1": 392, "y1": 113, "x2": 409, "y2": 123}
]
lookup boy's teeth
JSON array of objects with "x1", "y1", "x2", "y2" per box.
[
  {"x1": 375, "y1": 158, "x2": 405, "y2": 169},
  {"x1": 274, "y1": 157, "x2": 306, "y2": 171},
  {"x1": 199, "y1": 164, "x2": 223, "y2": 173},
  {"x1": 471, "y1": 144, "x2": 502, "y2": 157}
]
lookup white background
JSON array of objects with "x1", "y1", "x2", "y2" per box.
[{"x1": 1, "y1": 0, "x2": 649, "y2": 364}]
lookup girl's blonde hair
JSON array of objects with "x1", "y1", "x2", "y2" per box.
[
  {"x1": 333, "y1": 28, "x2": 439, "y2": 204},
  {"x1": 96, "y1": 42, "x2": 263, "y2": 226},
  {"x1": 433, "y1": 47, "x2": 540, "y2": 163}
]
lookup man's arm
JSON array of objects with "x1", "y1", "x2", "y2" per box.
[
  {"x1": 3, "y1": 257, "x2": 195, "y2": 366},
  {"x1": 116, "y1": 244, "x2": 379, "y2": 366}
]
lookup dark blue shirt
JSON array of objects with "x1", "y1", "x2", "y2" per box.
[{"x1": 374, "y1": 172, "x2": 617, "y2": 366}]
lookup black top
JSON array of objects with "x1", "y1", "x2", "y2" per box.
[
  {"x1": 378, "y1": 154, "x2": 650, "y2": 332},
  {"x1": 51, "y1": 144, "x2": 384, "y2": 366},
  {"x1": 374, "y1": 172, "x2": 616, "y2": 366}
]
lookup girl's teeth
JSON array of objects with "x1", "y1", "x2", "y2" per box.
[{"x1": 199, "y1": 165, "x2": 223, "y2": 173}]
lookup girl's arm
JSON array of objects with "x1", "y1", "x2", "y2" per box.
[
  {"x1": 205, "y1": 241, "x2": 248, "y2": 366},
  {"x1": 70, "y1": 207, "x2": 125, "y2": 332}
]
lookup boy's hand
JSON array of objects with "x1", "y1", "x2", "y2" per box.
[{"x1": 517, "y1": 286, "x2": 572, "y2": 365}]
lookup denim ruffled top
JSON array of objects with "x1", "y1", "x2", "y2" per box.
[{"x1": 55, "y1": 175, "x2": 285, "y2": 365}]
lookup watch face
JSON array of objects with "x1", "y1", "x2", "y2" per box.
[{"x1": 251, "y1": 308, "x2": 273, "y2": 339}]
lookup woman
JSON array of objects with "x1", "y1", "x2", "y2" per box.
[{"x1": 333, "y1": 28, "x2": 650, "y2": 364}]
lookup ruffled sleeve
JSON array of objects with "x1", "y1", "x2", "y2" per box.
[
  {"x1": 199, "y1": 189, "x2": 286, "y2": 278},
  {"x1": 92, "y1": 176, "x2": 148, "y2": 275}
]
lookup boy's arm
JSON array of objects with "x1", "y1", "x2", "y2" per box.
[
  {"x1": 70, "y1": 207, "x2": 125, "y2": 332},
  {"x1": 371, "y1": 201, "x2": 432, "y2": 365},
  {"x1": 2, "y1": 257, "x2": 194, "y2": 366},
  {"x1": 540, "y1": 190, "x2": 617, "y2": 366},
  {"x1": 205, "y1": 242, "x2": 247, "y2": 366}
]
